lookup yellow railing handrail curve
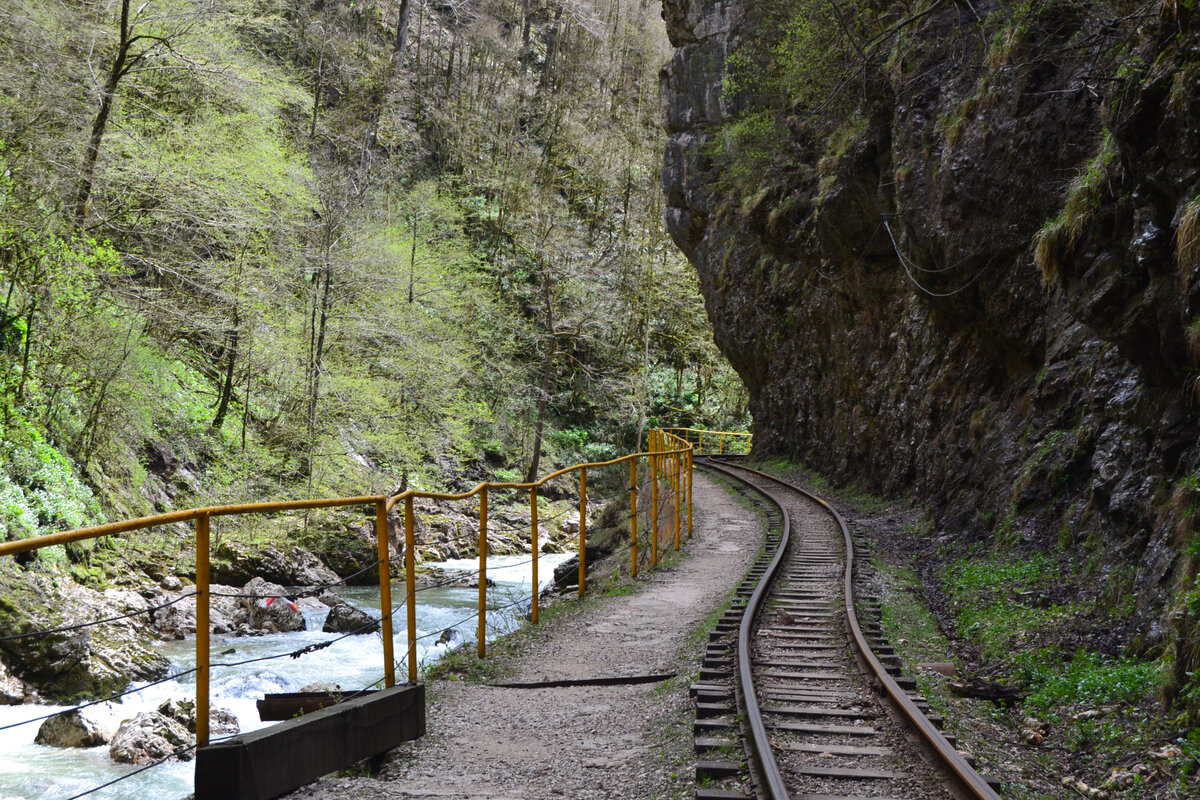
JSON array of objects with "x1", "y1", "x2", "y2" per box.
[
  {"x1": 661, "y1": 426, "x2": 752, "y2": 456},
  {"x1": 0, "y1": 427, "x2": 725, "y2": 757}
]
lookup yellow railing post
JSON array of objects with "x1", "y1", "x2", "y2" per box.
[
  {"x1": 578, "y1": 467, "x2": 587, "y2": 597},
  {"x1": 404, "y1": 495, "x2": 417, "y2": 683},
  {"x1": 650, "y1": 449, "x2": 659, "y2": 566},
  {"x1": 195, "y1": 513, "x2": 210, "y2": 749},
  {"x1": 629, "y1": 458, "x2": 638, "y2": 578},
  {"x1": 376, "y1": 499, "x2": 396, "y2": 689},
  {"x1": 719, "y1": 433, "x2": 724, "y2": 454},
  {"x1": 698, "y1": 431, "x2": 703, "y2": 455},
  {"x1": 673, "y1": 448, "x2": 681, "y2": 551},
  {"x1": 477, "y1": 486, "x2": 488, "y2": 658},
  {"x1": 687, "y1": 450, "x2": 693, "y2": 539},
  {"x1": 530, "y1": 486, "x2": 539, "y2": 625}
]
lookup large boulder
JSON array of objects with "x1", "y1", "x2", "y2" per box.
[
  {"x1": 108, "y1": 711, "x2": 193, "y2": 764},
  {"x1": 34, "y1": 702, "x2": 121, "y2": 747},
  {"x1": 149, "y1": 584, "x2": 242, "y2": 639},
  {"x1": 238, "y1": 577, "x2": 306, "y2": 635},
  {"x1": 321, "y1": 600, "x2": 379, "y2": 635},
  {"x1": 211, "y1": 543, "x2": 340, "y2": 588}
]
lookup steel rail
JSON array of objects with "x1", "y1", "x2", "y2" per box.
[
  {"x1": 701, "y1": 458, "x2": 792, "y2": 800},
  {"x1": 710, "y1": 460, "x2": 1003, "y2": 800}
]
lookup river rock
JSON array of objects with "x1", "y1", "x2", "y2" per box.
[
  {"x1": 157, "y1": 698, "x2": 239, "y2": 736},
  {"x1": 149, "y1": 584, "x2": 243, "y2": 639},
  {"x1": 109, "y1": 711, "x2": 194, "y2": 764},
  {"x1": 34, "y1": 702, "x2": 122, "y2": 747},
  {"x1": 212, "y1": 542, "x2": 340, "y2": 588},
  {"x1": 238, "y1": 577, "x2": 306, "y2": 635},
  {"x1": 300, "y1": 682, "x2": 341, "y2": 693},
  {"x1": 552, "y1": 556, "x2": 580, "y2": 592},
  {"x1": 322, "y1": 601, "x2": 379, "y2": 635}
]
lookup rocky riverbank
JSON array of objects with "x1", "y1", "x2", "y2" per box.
[{"x1": 0, "y1": 493, "x2": 589, "y2": 704}]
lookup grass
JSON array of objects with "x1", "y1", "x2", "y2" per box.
[
  {"x1": 941, "y1": 554, "x2": 1082, "y2": 664},
  {"x1": 1178, "y1": 195, "x2": 1200, "y2": 280},
  {"x1": 1034, "y1": 130, "x2": 1116, "y2": 282},
  {"x1": 752, "y1": 456, "x2": 893, "y2": 512}
]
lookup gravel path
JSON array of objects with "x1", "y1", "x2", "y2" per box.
[{"x1": 284, "y1": 471, "x2": 760, "y2": 800}]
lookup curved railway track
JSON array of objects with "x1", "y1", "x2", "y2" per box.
[{"x1": 691, "y1": 458, "x2": 1003, "y2": 800}]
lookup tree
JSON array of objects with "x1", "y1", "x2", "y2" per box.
[{"x1": 74, "y1": 0, "x2": 202, "y2": 227}]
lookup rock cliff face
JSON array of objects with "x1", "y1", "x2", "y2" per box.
[{"x1": 661, "y1": 0, "x2": 1200, "y2": 667}]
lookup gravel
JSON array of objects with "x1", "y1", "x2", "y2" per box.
[{"x1": 283, "y1": 472, "x2": 762, "y2": 800}]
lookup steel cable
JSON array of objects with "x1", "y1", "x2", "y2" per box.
[
  {"x1": 0, "y1": 591, "x2": 200, "y2": 644},
  {"x1": 0, "y1": 668, "x2": 200, "y2": 733},
  {"x1": 208, "y1": 558, "x2": 383, "y2": 600}
]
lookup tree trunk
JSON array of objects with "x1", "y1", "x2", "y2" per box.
[
  {"x1": 74, "y1": 0, "x2": 134, "y2": 227},
  {"x1": 525, "y1": 333, "x2": 556, "y2": 483},
  {"x1": 538, "y1": 4, "x2": 565, "y2": 92},
  {"x1": 525, "y1": 278, "x2": 557, "y2": 483},
  {"x1": 390, "y1": 0, "x2": 413, "y2": 89},
  {"x1": 212, "y1": 309, "x2": 239, "y2": 429}
]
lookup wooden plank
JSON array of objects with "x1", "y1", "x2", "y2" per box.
[
  {"x1": 775, "y1": 742, "x2": 893, "y2": 756},
  {"x1": 195, "y1": 682, "x2": 425, "y2": 800},
  {"x1": 257, "y1": 691, "x2": 378, "y2": 721},
  {"x1": 766, "y1": 721, "x2": 877, "y2": 735},
  {"x1": 793, "y1": 765, "x2": 905, "y2": 779},
  {"x1": 763, "y1": 705, "x2": 874, "y2": 719}
]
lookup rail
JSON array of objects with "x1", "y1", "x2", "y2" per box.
[
  {"x1": 0, "y1": 428, "x2": 693, "y2": 798},
  {"x1": 703, "y1": 459, "x2": 1002, "y2": 800},
  {"x1": 661, "y1": 426, "x2": 752, "y2": 455}
]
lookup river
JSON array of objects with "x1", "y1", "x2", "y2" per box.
[{"x1": 0, "y1": 553, "x2": 571, "y2": 800}]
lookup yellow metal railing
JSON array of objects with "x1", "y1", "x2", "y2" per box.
[
  {"x1": 0, "y1": 429, "x2": 693, "y2": 750},
  {"x1": 662, "y1": 426, "x2": 752, "y2": 456}
]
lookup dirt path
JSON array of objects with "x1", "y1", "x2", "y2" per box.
[{"x1": 284, "y1": 471, "x2": 761, "y2": 800}]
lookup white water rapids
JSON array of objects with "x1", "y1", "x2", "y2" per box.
[{"x1": 0, "y1": 553, "x2": 571, "y2": 800}]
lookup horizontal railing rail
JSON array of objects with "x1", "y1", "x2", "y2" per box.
[
  {"x1": 0, "y1": 428, "x2": 704, "y2": 799},
  {"x1": 660, "y1": 426, "x2": 752, "y2": 455}
]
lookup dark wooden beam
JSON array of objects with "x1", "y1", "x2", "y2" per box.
[{"x1": 195, "y1": 682, "x2": 425, "y2": 800}]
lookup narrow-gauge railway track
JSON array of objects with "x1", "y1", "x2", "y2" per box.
[{"x1": 692, "y1": 459, "x2": 1002, "y2": 800}]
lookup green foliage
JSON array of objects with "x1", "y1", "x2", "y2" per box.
[
  {"x1": 942, "y1": 554, "x2": 1080, "y2": 662},
  {"x1": 1034, "y1": 130, "x2": 1117, "y2": 281},
  {"x1": 0, "y1": 411, "x2": 103, "y2": 561},
  {"x1": 1023, "y1": 651, "x2": 1159, "y2": 716},
  {"x1": 708, "y1": 110, "x2": 783, "y2": 196},
  {"x1": 0, "y1": 0, "x2": 747, "y2": 566}
]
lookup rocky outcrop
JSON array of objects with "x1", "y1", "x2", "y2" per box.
[
  {"x1": 150, "y1": 577, "x2": 315, "y2": 638},
  {"x1": 0, "y1": 563, "x2": 170, "y2": 701},
  {"x1": 211, "y1": 543, "x2": 340, "y2": 588},
  {"x1": 0, "y1": 658, "x2": 26, "y2": 704},
  {"x1": 108, "y1": 711, "x2": 194, "y2": 764},
  {"x1": 661, "y1": 0, "x2": 1200, "y2": 660},
  {"x1": 321, "y1": 599, "x2": 380, "y2": 635},
  {"x1": 34, "y1": 702, "x2": 122, "y2": 747}
]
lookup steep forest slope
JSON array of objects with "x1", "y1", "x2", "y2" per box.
[
  {"x1": 0, "y1": 0, "x2": 744, "y2": 533},
  {"x1": 0, "y1": 0, "x2": 749, "y2": 699},
  {"x1": 661, "y1": 0, "x2": 1200, "y2": 725}
]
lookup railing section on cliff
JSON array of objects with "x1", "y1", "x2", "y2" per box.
[
  {"x1": 0, "y1": 428, "x2": 746, "y2": 798},
  {"x1": 662, "y1": 426, "x2": 753, "y2": 455}
]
